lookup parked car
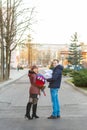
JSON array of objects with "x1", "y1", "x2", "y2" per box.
[{"x1": 66, "y1": 65, "x2": 84, "y2": 70}]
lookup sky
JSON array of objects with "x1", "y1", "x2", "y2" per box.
[{"x1": 22, "y1": 0, "x2": 87, "y2": 44}]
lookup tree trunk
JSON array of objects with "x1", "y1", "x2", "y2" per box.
[
  {"x1": 8, "y1": 50, "x2": 11, "y2": 78},
  {"x1": 0, "y1": 1, "x2": 4, "y2": 81},
  {"x1": 4, "y1": 47, "x2": 9, "y2": 80}
]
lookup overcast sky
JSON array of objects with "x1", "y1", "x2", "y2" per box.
[{"x1": 22, "y1": 0, "x2": 87, "y2": 44}]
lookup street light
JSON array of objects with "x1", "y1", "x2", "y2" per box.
[
  {"x1": 77, "y1": 46, "x2": 82, "y2": 65},
  {"x1": 61, "y1": 54, "x2": 64, "y2": 66}
]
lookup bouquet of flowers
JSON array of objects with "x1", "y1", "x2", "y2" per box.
[{"x1": 35, "y1": 73, "x2": 46, "y2": 96}]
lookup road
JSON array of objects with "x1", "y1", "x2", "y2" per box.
[{"x1": 0, "y1": 71, "x2": 87, "y2": 130}]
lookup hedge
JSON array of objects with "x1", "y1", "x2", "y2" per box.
[
  {"x1": 62, "y1": 68, "x2": 74, "y2": 76},
  {"x1": 71, "y1": 69, "x2": 87, "y2": 87}
]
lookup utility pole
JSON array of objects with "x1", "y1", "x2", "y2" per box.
[{"x1": 27, "y1": 35, "x2": 32, "y2": 67}]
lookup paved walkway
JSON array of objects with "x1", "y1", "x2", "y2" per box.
[
  {"x1": 0, "y1": 69, "x2": 87, "y2": 130},
  {"x1": 0, "y1": 70, "x2": 87, "y2": 118}
]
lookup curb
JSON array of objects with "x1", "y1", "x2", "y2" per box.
[{"x1": 65, "y1": 79, "x2": 87, "y2": 96}]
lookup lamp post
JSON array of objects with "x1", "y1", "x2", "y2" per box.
[
  {"x1": 61, "y1": 54, "x2": 64, "y2": 66},
  {"x1": 77, "y1": 46, "x2": 82, "y2": 66}
]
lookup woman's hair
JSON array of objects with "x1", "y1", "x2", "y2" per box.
[{"x1": 31, "y1": 65, "x2": 38, "y2": 71}]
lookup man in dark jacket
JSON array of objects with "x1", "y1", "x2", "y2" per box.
[{"x1": 47, "y1": 59, "x2": 63, "y2": 119}]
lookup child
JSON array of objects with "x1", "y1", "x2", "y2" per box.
[
  {"x1": 44, "y1": 69, "x2": 53, "y2": 79},
  {"x1": 25, "y1": 65, "x2": 45, "y2": 120}
]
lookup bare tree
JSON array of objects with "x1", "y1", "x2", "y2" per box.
[
  {"x1": 0, "y1": 0, "x2": 35, "y2": 80},
  {"x1": 0, "y1": 0, "x2": 4, "y2": 80}
]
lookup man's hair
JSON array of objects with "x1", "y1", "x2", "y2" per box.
[{"x1": 53, "y1": 59, "x2": 59, "y2": 63}]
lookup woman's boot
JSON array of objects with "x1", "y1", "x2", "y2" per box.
[
  {"x1": 25, "y1": 102, "x2": 32, "y2": 120},
  {"x1": 32, "y1": 104, "x2": 39, "y2": 119}
]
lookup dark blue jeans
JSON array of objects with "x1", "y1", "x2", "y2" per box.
[{"x1": 50, "y1": 88, "x2": 60, "y2": 116}]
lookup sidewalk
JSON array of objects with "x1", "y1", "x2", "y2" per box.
[
  {"x1": 0, "y1": 71, "x2": 87, "y2": 130},
  {"x1": 0, "y1": 69, "x2": 28, "y2": 89}
]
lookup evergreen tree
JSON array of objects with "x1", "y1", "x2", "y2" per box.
[{"x1": 67, "y1": 32, "x2": 83, "y2": 70}]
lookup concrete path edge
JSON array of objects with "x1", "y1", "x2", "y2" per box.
[{"x1": 65, "y1": 79, "x2": 87, "y2": 96}]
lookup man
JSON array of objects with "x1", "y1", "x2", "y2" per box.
[{"x1": 47, "y1": 59, "x2": 63, "y2": 119}]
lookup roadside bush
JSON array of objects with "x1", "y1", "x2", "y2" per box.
[
  {"x1": 17, "y1": 66, "x2": 24, "y2": 70},
  {"x1": 62, "y1": 68, "x2": 74, "y2": 76},
  {"x1": 72, "y1": 69, "x2": 87, "y2": 87}
]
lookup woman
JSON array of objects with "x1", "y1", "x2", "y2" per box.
[{"x1": 25, "y1": 65, "x2": 40, "y2": 120}]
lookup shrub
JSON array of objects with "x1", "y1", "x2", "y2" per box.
[
  {"x1": 72, "y1": 69, "x2": 87, "y2": 87},
  {"x1": 62, "y1": 68, "x2": 74, "y2": 76}
]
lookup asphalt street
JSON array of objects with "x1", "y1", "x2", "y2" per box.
[{"x1": 0, "y1": 69, "x2": 87, "y2": 130}]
